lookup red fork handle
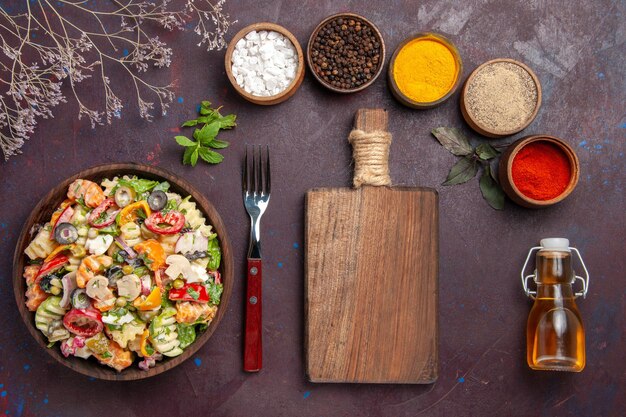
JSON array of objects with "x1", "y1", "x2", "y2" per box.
[{"x1": 244, "y1": 258, "x2": 262, "y2": 372}]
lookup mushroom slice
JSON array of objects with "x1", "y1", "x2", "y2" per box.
[
  {"x1": 116, "y1": 274, "x2": 142, "y2": 301},
  {"x1": 85, "y1": 275, "x2": 113, "y2": 301}
]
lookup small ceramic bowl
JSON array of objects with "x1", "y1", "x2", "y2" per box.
[
  {"x1": 225, "y1": 22, "x2": 305, "y2": 105},
  {"x1": 388, "y1": 32, "x2": 463, "y2": 109},
  {"x1": 461, "y1": 58, "x2": 542, "y2": 138},
  {"x1": 499, "y1": 135, "x2": 580, "y2": 209},
  {"x1": 307, "y1": 13, "x2": 385, "y2": 93}
]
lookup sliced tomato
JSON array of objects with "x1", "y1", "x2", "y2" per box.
[
  {"x1": 144, "y1": 211, "x2": 185, "y2": 235},
  {"x1": 63, "y1": 308, "x2": 103, "y2": 337},
  {"x1": 88, "y1": 198, "x2": 119, "y2": 228}
]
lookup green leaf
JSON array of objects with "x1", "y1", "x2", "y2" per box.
[
  {"x1": 118, "y1": 178, "x2": 160, "y2": 194},
  {"x1": 207, "y1": 237, "x2": 221, "y2": 270},
  {"x1": 479, "y1": 165, "x2": 505, "y2": 210},
  {"x1": 432, "y1": 127, "x2": 473, "y2": 156},
  {"x1": 177, "y1": 323, "x2": 196, "y2": 349},
  {"x1": 196, "y1": 122, "x2": 220, "y2": 145},
  {"x1": 208, "y1": 139, "x2": 229, "y2": 149},
  {"x1": 175, "y1": 135, "x2": 196, "y2": 147},
  {"x1": 475, "y1": 143, "x2": 499, "y2": 160},
  {"x1": 190, "y1": 148, "x2": 199, "y2": 166},
  {"x1": 207, "y1": 281, "x2": 223, "y2": 306},
  {"x1": 198, "y1": 147, "x2": 224, "y2": 164},
  {"x1": 181, "y1": 120, "x2": 198, "y2": 127},
  {"x1": 153, "y1": 181, "x2": 170, "y2": 192},
  {"x1": 192, "y1": 129, "x2": 199, "y2": 140},
  {"x1": 183, "y1": 146, "x2": 196, "y2": 165},
  {"x1": 217, "y1": 114, "x2": 236, "y2": 129},
  {"x1": 200, "y1": 100, "x2": 212, "y2": 109},
  {"x1": 442, "y1": 156, "x2": 478, "y2": 185},
  {"x1": 199, "y1": 107, "x2": 212, "y2": 115}
]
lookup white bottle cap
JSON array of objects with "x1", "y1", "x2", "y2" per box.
[{"x1": 540, "y1": 238, "x2": 570, "y2": 251}]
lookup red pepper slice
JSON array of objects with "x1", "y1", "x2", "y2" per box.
[
  {"x1": 88, "y1": 198, "x2": 119, "y2": 229},
  {"x1": 51, "y1": 204, "x2": 75, "y2": 239},
  {"x1": 144, "y1": 211, "x2": 185, "y2": 235},
  {"x1": 168, "y1": 283, "x2": 209, "y2": 303},
  {"x1": 63, "y1": 307, "x2": 103, "y2": 337},
  {"x1": 35, "y1": 254, "x2": 69, "y2": 283}
]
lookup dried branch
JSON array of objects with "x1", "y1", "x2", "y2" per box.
[{"x1": 0, "y1": 0, "x2": 236, "y2": 160}]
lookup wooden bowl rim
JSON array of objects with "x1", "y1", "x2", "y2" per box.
[
  {"x1": 461, "y1": 58, "x2": 542, "y2": 138},
  {"x1": 504, "y1": 135, "x2": 580, "y2": 206},
  {"x1": 306, "y1": 12, "x2": 386, "y2": 94},
  {"x1": 387, "y1": 32, "x2": 463, "y2": 109},
  {"x1": 12, "y1": 163, "x2": 233, "y2": 381},
  {"x1": 224, "y1": 22, "x2": 305, "y2": 105}
]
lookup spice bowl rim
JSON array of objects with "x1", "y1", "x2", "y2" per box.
[
  {"x1": 387, "y1": 32, "x2": 463, "y2": 109},
  {"x1": 306, "y1": 12, "x2": 386, "y2": 94},
  {"x1": 499, "y1": 135, "x2": 580, "y2": 208},
  {"x1": 224, "y1": 22, "x2": 305, "y2": 106},
  {"x1": 461, "y1": 58, "x2": 542, "y2": 138}
]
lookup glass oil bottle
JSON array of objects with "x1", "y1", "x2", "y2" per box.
[{"x1": 521, "y1": 238, "x2": 590, "y2": 372}]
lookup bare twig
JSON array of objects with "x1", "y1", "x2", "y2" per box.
[{"x1": 0, "y1": 0, "x2": 235, "y2": 160}]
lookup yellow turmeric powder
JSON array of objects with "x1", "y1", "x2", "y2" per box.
[{"x1": 392, "y1": 35, "x2": 459, "y2": 103}]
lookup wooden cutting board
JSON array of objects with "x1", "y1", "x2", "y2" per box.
[{"x1": 305, "y1": 109, "x2": 439, "y2": 384}]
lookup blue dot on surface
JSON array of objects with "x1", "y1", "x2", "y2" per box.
[
  {"x1": 194, "y1": 357, "x2": 202, "y2": 367},
  {"x1": 597, "y1": 72, "x2": 605, "y2": 79},
  {"x1": 196, "y1": 104, "x2": 202, "y2": 112},
  {"x1": 620, "y1": 122, "x2": 626, "y2": 129},
  {"x1": 303, "y1": 391, "x2": 311, "y2": 399},
  {"x1": 1, "y1": 391, "x2": 6, "y2": 397},
  {"x1": 88, "y1": 377, "x2": 96, "y2": 381},
  {"x1": 458, "y1": 377, "x2": 465, "y2": 383},
  {"x1": 178, "y1": 97, "x2": 184, "y2": 103},
  {"x1": 293, "y1": 243, "x2": 299, "y2": 249},
  {"x1": 278, "y1": 262, "x2": 283, "y2": 268},
  {"x1": 0, "y1": 384, "x2": 3, "y2": 388},
  {"x1": 23, "y1": 364, "x2": 30, "y2": 371},
  {"x1": 123, "y1": 49, "x2": 129, "y2": 56},
  {"x1": 579, "y1": 140, "x2": 587, "y2": 147},
  {"x1": 43, "y1": 398, "x2": 48, "y2": 404}
]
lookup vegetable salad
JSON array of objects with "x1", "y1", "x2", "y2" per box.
[{"x1": 23, "y1": 176, "x2": 223, "y2": 372}]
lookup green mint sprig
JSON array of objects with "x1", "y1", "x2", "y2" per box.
[{"x1": 175, "y1": 101, "x2": 237, "y2": 166}]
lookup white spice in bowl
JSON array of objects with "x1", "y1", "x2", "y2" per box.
[{"x1": 231, "y1": 30, "x2": 299, "y2": 97}]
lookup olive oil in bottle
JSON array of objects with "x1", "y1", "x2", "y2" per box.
[{"x1": 522, "y1": 238, "x2": 590, "y2": 372}]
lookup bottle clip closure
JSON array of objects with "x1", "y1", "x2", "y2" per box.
[{"x1": 521, "y1": 245, "x2": 590, "y2": 299}]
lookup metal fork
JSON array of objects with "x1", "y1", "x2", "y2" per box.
[{"x1": 242, "y1": 145, "x2": 270, "y2": 372}]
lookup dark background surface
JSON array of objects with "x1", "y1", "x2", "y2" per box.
[{"x1": 0, "y1": 0, "x2": 624, "y2": 416}]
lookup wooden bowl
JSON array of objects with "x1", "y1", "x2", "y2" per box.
[
  {"x1": 306, "y1": 13, "x2": 385, "y2": 93},
  {"x1": 499, "y1": 135, "x2": 580, "y2": 208},
  {"x1": 12, "y1": 163, "x2": 233, "y2": 380},
  {"x1": 224, "y1": 22, "x2": 305, "y2": 105},
  {"x1": 388, "y1": 32, "x2": 462, "y2": 109},
  {"x1": 461, "y1": 58, "x2": 542, "y2": 138}
]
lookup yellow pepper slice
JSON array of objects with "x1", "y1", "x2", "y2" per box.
[
  {"x1": 117, "y1": 201, "x2": 151, "y2": 226},
  {"x1": 140, "y1": 329, "x2": 152, "y2": 357},
  {"x1": 133, "y1": 239, "x2": 165, "y2": 271},
  {"x1": 133, "y1": 287, "x2": 162, "y2": 311},
  {"x1": 44, "y1": 244, "x2": 76, "y2": 263}
]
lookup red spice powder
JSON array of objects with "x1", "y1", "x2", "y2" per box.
[{"x1": 511, "y1": 141, "x2": 571, "y2": 200}]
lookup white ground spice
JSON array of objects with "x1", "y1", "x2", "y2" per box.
[
  {"x1": 231, "y1": 30, "x2": 298, "y2": 97},
  {"x1": 465, "y1": 62, "x2": 539, "y2": 133}
]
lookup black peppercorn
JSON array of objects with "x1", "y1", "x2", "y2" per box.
[{"x1": 310, "y1": 15, "x2": 382, "y2": 90}]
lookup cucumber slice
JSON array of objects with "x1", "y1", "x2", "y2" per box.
[{"x1": 162, "y1": 346, "x2": 183, "y2": 357}]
